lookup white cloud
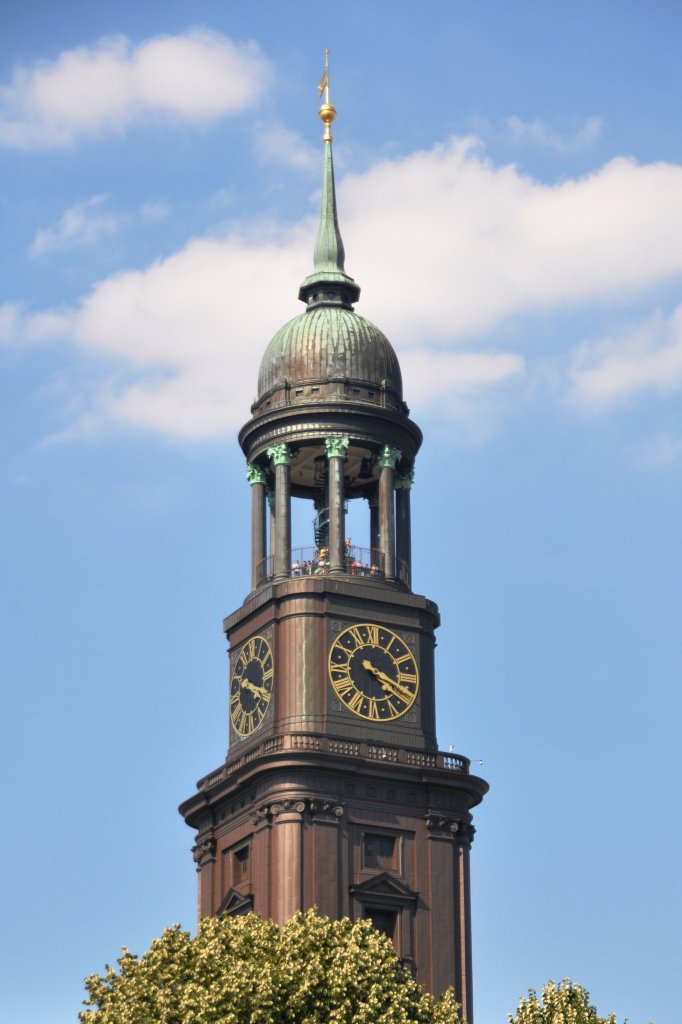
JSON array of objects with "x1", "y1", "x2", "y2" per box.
[
  {"x1": 0, "y1": 29, "x2": 270, "y2": 149},
  {"x1": 28, "y1": 194, "x2": 120, "y2": 257},
  {"x1": 254, "y1": 121, "x2": 318, "y2": 171},
  {"x1": 0, "y1": 302, "x2": 23, "y2": 343},
  {"x1": 140, "y1": 200, "x2": 171, "y2": 221},
  {"x1": 400, "y1": 349, "x2": 524, "y2": 404},
  {"x1": 400, "y1": 349, "x2": 526, "y2": 440},
  {"x1": 632, "y1": 432, "x2": 682, "y2": 469},
  {"x1": 505, "y1": 115, "x2": 602, "y2": 151},
  {"x1": 340, "y1": 141, "x2": 682, "y2": 346},
  {"x1": 569, "y1": 305, "x2": 682, "y2": 408},
  {"x1": 8, "y1": 136, "x2": 682, "y2": 440}
]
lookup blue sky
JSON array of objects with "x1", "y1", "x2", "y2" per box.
[{"x1": 2, "y1": 2, "x2": 681, "y2": 1023}]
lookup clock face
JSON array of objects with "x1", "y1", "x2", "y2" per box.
[
  {"x1": 328, "y1": 623, "x2": 419, "y2": 722},
  {"x1": 230, "y1": 635, "x2": 274, "y2": 737}
]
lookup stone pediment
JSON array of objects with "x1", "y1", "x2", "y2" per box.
[
  {"x1": 218, "y1": 887, "x2": 253, "y2": 917},
  {"x1": 350, "y1": 871, "x2": 417, "y2": 902}
]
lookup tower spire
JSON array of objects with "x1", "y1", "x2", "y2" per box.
[{"x1": 298, "y1": 50, "x2": 360, "y2": 309}]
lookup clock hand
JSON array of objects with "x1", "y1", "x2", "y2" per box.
[
  {"x1": 361, "y1": 659, "x2": 393, "y2": 684},
  {"x1": 241, "y1": 679, "x2": 269, "y2": 699},
  {"x1": 361, "y1": 660, "x2": 413, "y2": 700}
]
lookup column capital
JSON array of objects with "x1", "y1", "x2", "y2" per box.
[
  {"x1": 425, "y1": 815, "x2": 476, "y2": 846},
  {"x1": 191, "y1": 837, "x2": 216, "y2": 865},
  {"x1": 246, "y1": 463, "x2": 268, "y2": 486},
  {"x1": 267, "y1": 443, "x2": 292, "y2": 467},
  {"x1": 324, "y1": 434, "x2": 350, "y2": 460},
  {"x1": 394, "y1": 468, "x2": 415, "y2": 490},
  {"x1": 378, "y1": 444, "x2": 402, "y2": 470}
]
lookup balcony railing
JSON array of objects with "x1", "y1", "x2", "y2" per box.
[
  {"x1": 257, "y1": 544, "x2": 411, "y2": 584},
  {"x1": 198, "y1": 735, "x2": 472, "y2": 790}
]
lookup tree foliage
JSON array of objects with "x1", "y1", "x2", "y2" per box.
[
  {"x1": 509, "y1": 980, "x2": 620, "y2": 1024},
  {"x1": 80, "y1": 909, "x2": 460, "y2": 1024}
]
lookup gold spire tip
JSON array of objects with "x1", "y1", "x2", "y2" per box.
[{"x1": 317, "y1": 47, "x2": 335, "y2": 142}]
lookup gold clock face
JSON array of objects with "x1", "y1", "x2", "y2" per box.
[
  {"x1": 230, "y1": 635, "x2": 273, "y2": 736},
  {"x1": 328, "y1": 623, "x2": 419, "y2": 721}
]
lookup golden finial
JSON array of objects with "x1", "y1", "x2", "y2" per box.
[{"x1": 317, "y1": 47, "x2": 336, "y2": 142}]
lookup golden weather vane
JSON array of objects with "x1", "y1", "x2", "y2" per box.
[
  {"x1": 317, "y1": 47, "x2": 336, "y2": 142},
  {"x1": 317, "y1": 47, "x2": 330, "y2": 102}
]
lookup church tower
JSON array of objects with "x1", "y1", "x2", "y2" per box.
[{"x1": 179, "y1": 75, "x2": 488, "y2": 1020}]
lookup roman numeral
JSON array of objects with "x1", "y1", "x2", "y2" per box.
[
  {"x1": 399, "y1": 671, "x2": 417, "y2": 686},
  {"x1": 365, "y1": 624, "x2": 379, "y2": 645},
  {"x1": 384, "y1": 697, "x2": 399, "y2": 717},
  {"x1": 334, "y1": 675, "x2": 354, "y2": 697},
  {"x1": 346, "y1": 690, "x2": 365, "y2": 714},
  {"x1": 367, "y1": 699, "x2": 380, "y2": 719},
  {"x1": 348, "y1": 627, "x2": 364, "y2": 647}
]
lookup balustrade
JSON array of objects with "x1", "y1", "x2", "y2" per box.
[{"x1": 255, "y1": 544, "x2": 409, "y2": 584}]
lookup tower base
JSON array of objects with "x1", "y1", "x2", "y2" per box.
[{"x1": 180, "y1": 738, "x2": 487, "y2": 1018}]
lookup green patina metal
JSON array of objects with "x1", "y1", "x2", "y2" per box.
[
  {"x1": 394, "y1": 468, "x2": 415, "y2": 490},
  {"x1": 267, "y1": 443, "x2": 293, "y2": 467},
  {"x1": 246, "y1": 463, "x2": 269, "y2": 487},
  {"x1": 255, "y1": 115, "x2": 407, "y2": 416},
  {"x1": 257, "y1": 305, "x2": 402, "y2": 400},
  {"x1": 378, "y1": 444, "x2": 402, "y2": 470},
  {"x1": 298, "y1": 137, "x2": 360, "y2": 308},
  {"x1": 324, "y1": 435, "x2": 350, "y2": 459}
]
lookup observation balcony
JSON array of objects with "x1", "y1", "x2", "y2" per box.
[
  {"x1": 198, "y1": 734, "x2": 473, "y2": 793},
  {"x1": 256, "y1": 544, "x2": 410, "y2": 587}
]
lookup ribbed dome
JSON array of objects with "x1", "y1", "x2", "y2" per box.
[{"x1": 257, "y1": 305, "x2": 403, "y2": 401}]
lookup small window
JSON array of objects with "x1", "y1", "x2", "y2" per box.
[
  {"x1": 344, "y1": 782, "x2": 354, "y2": 795},
  {"x1": 366, "y1": 786, "x2": 376, "y2": 798},
  {"x1": 363, "y1": 907, "x2": 397, "y2": 940},
  {"x1": 295, "y1": 388, "x2": 304, "y2": 397},
  {"x1": 311, "y1": 386, "x2": 320, "y2": 395},
  {"x1": 368, "y1": 391, "x2": 375, "y2": 399},
  {"x1": 363, "y1": 834, "x2": 395, "y2": 870},
  {"x1": 352, "y1": 387, "x2": 361, "y2": 394},
  {"x1": 387, "y1": 788, "x2": 396, "y2": 802},
  {"x1": 233, "y1": 845, "x2": 249, "y2": 881}
]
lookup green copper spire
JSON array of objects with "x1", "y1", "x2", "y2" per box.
[{"x1": 298, "y1": 56, "x2": 360, "y2": 310}]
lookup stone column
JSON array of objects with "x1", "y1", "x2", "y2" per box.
[
  {"x1": 454, "y1": 824, "x2": 476, "y2": 1024},
  {"x1": 395, "y1": 468, "x2": 414, "y2": 588},
  {"x1": 378, "y1": 445, "x2": 401, "y2": 579},
  {"x1": 272, "y1": 800, "x2": 305, "y2": 924},
  {"x1": 325, "y1": 435, "x2": 349, "y2": 574},
  {"x1": 267, "y1": 485, "x2": 276, "y2": 568},
  {"x1": 425, "y1": 816, "x2": 476, "y2": 1023},
  {"x1": 192, "y1": 837, "x2": 216, "y2": 921},
  {"x1": 247, "y1": 463, "x2": 268, "y2": 590},
  {"x1": 368, "y1": 489, "x2": 379, "y2": 557},
  {"x1": 267, "y1": 444, "x2": 292, "y2": 581}
]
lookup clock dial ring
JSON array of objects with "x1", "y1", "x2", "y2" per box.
[
  {"x1": 328, "y1": 623, "x2": 419, "y2": 722},
  {"x1": 230, "y1": 634, "x2": 274, "y2": 737}
]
